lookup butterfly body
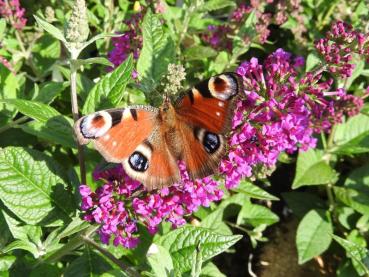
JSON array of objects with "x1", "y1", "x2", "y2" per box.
[{"x1": 74, "y1": 72, "x2": 243, "y2": 190}]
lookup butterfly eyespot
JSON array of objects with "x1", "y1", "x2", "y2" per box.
[
  {"x1": 203, "y1": 132, "x2": 220, "y2": 154},
  {"x1": 129, "y1": 151, "x2": 149, "y2": 172}
]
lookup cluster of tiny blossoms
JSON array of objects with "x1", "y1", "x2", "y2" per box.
[
  {"x1": 80, "y1": 162, "x2": 222, "y2": 248},
  {"x1": 220, "y1": 47, "x2": 363, "y2": 188},
  {"x1": 315, "y1": 21, "x2": 369, "y2": 78},
  {"x1": 0, "y1": 0, "x2": 27, "y2": 30},
  {"x1": 108, "y1": 12, "x2": 143, "y2": 70}
]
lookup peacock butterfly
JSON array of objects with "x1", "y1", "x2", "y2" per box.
[{"x1": 74, "y1": 72, "x2": 243, "y2": 190}]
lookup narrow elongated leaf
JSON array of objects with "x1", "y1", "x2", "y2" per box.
[
  {"x1": 333, "y1": 235, "x2": 369, "y2": 276},
  {"x1": 157, "y1": 226, "x2": 242, "y2": 274},
  {"x1": 296, "y1": 209, "x2": 333, "y2": 264},
  {"x1": 33, "y1": 81, "x2": 69, "y2": 104},
  {"x1": 292, "y1": 149, "x2": 337, "y2": 188},
  {"x1": 0, "y1": 99, "x2": 60, "y2": 122},
  {"x1": 0, "y1": 147, "x2": 74, "y2": 225},
  {"x1": 201, "y1": 0, "x2": 235, "y2": 11},
  {"x1": 137, "y1": 10, "x2": 175, "y2": 93},
  {"x1": 82, "y1": 54, "x2": 133, "y2": 114},
  {"x1": 34, "y1": 15, "x2": 66, "y2": 42},
  {"x1": 2, "y1": 240, "x2": 39, "y2": 258}
]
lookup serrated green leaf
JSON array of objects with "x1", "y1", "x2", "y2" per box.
[
  {"x1": 137, "y1": 10, "x2": 175, "y2": 94},
  {"x1": 147, "y1": 243, "x2": 174, "y2": 277},
  {"x1": 296, "y1": 209, "x2": 333, "y2": 264},
  {"x1": 0, "y1": 99, "x2": 60, "y2": 122},
  {"x1": 333, "y1": 114, "x2": 369, "y2": 154},
  {"x1": 292, "y1": 149, "x2": 337, "y2": 188},
  {"x1": 34, "y1": 15, "x2": 66, "y2": 43},
  {"x1": 64, "y1": 246, "x2": 113, "y2": 277},
  {"x1": 82, "y1": 54, "x2": 133, "y2": 114},
  {"x1": 157, "y1": 226, "x2": 242, "y2": 274},
  {"x1": 333, "y1": 235, "x2": 369, "y2": 276},
  {"x1": 0, "y1": 147, "x2": 74, "y2": 225},
  {"x1": 236, "y1": 201, "x2": 279, "y2": 227},
  {"x1": 234, "y1": 181, "x2": 279, "y2": 201}
]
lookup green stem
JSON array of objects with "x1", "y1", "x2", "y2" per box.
[
  {"x1": 70, "y1": 55, "x2": 87, "y2": 185},
  {"x1": 326, "y1": 183, "x2": 335, "y2": 212},
  {"x1": 82, "y1": 236, "x2": 141, "y2": 277}
]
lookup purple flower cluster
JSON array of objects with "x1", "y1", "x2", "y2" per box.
[
  {"x1": 80, "y1": 162, "x2": 222, "y2": 248},
  {"x1": 108, "y1": 12, "x2": 143, "y2": 69},
  {"x1": 0, "y1": 0, "x2": 26, "y2": 30},
  {"x1": 220, "y1": 48, "x2": 363, "y2": 188},
  {"x1": 315, "y1": 21, "x2": 369, "y2": 78}
]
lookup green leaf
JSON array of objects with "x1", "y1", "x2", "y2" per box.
[
  {"x1": 236, "y1": 201, "x2": 279, "y2": 227},
  {"x1": 305, "y1": 53, "x2": 320, "y2": 72},
  {"x1": 334, "y1": 186, "x2": 369, "y2": 215},
  {"x1": 200, "y1": 262, "x2": 226, "y2": 277},
  {"x1": 234, "y1": 181, "x2": 279, "y2": 201},
  {"x1": 184, "y1": 46, "x2": 217, "y2": 61},
  {"x1": 333, "y1": 235, "x2": 369, "y2": 276},
  {"x1": 296, "y1": 209, "x2": 333, "y2": 264},
  {"x1": 21, "y1": 115, "x2": 76, "y2": 148},
  {"x1": 0, "y1": 256, "x2": 16, "y2": 272},
  {"x1": 56, "y1": 215, "x2": 90, "y2": 240},
  {"x1": 30, "y1": 264, "x2": 62, "y2": 277},
  {"x1": 0, "y1": 99, "x2": 60, "y2": 122},
  {"x1": 200, "y1": 0, "x2": 235, "y2": 11},
  {"x1": 0, "y1": 147, "x2": 74, "y2": 225},
  {"x1": 76, "y1": 57, "x2": 113, "y2": 67},
  {"x1": 137, "y1": 10, "x2": 175, "y2": 94},
  {"x1": 2, "y1": 210, "x2": 42, "y2": 244},
  {"x1": 32, "y1": 81, "x2": 69, "y2": 104},
  {"x1": 32, "y1": 34, "x2": 61, "y2": 76},
  {"x1": 64, "y1": 246, "x2": 113, "y2": 277},
  {"x1": 80, "y1": 33, "x2": 122, "y2": 53},
  {"x1": 147, "y1": 243, "x2": 174, "y2": 277},
  {"x1": 157, "y1": 226, "x2": 242, "y2": 274},
  {"x1": 0, "y1": 19, "x2": 6, "y2": 41},
  {"x1": 201, "y1": 209, "x2": 232, "y2": 235},
  {"x1": 292, "y1": 149, "x2": 337, "y2": 188},
  {"x1": 333, "y1": 114, "x2": 369, "y2": 154},
  {"x1": 2, "y1": 240, "x2": 39, "y2": 258},
  {"x1": 34, "y1": 15, "x2": 66, "y2": 43},
  {"x1": 282, "y1": 192, "x2": 326, "y2": 218},
  {"x1": 82, "y1": 54, "x2": 133, "y2": 114}
]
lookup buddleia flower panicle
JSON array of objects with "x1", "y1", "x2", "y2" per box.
[
  {"x1": 64, "y1": 0, "x2": 90, "y2": 44},
  {"x1": 80, "y1": 162, "x2": 222, "y2": 248}
]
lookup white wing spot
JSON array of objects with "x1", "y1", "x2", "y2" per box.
[
  {"x1": 112, "y1": 141, "x2": 117, "y2": 147},
  {"x1": 216, "y1": 112, "x2": 221, "y2": 117},
  {"x1": 103, "y1": 134, "x2": 110, "y2": 141},
  {"x1": 218, "y1": 101, "x2": 224, "y2": 107}
]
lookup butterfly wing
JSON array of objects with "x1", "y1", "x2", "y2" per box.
[
  {"x1": 175, "y1": 72, "x2": 242, "y2": 179},
  {"x1": 74, "y1": 105, "x2": 180, "y2": 189},
  {"x1": 175, "y1": 72, "x2": 243, "y2": 134}
]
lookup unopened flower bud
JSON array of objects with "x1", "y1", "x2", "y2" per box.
[{"x1": 64, "y1": 0, "x2": 89, "y2": 43}]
